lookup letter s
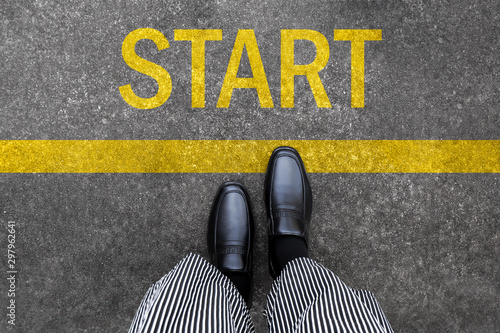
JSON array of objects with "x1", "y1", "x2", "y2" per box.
[{"x1": 119, "y1": 28, "x2": 172, "y2": 109}]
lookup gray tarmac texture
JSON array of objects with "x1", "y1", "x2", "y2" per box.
[{"x1": 1, "y1": 0, "x2": 499, "y2": 332}]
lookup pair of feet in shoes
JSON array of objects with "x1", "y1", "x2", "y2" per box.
[{"x1": 207, "y1": 146, "x2": 313, "y2": 307}]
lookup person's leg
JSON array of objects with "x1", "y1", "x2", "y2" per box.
[
  {"x1": 269, "y1": 235, "x2": 308, "y2": 274},
  {"x1": 265, "y1": 258, "x2": 393, "y2": 332},
  {"x1": 128, "y1": 253, "x2": 254, "y2": 333},
  {"x1": 129, "y1": 182, "x2": 255, "y2": 333},
  {"x1": 264, "y1": 146, "x2": 393, "y2": 332}
]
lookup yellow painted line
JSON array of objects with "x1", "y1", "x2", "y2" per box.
[{"x1": 0, "y1": 140, "x2": 499, "y2": 173}]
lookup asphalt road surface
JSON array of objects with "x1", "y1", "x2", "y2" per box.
[{"x1": 1, "y1": 1, "x2": 499, "y2": 332}]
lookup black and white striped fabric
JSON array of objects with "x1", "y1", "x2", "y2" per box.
[
  {"x1": 129, "y1": 253, "x2": 393, "y2": 333},
  {"x1": 128, "y1": 253, "x2": 254, "y2": 332},
  {"x1": 266, "y1": 257, "x2": 393, "y2": 332}
]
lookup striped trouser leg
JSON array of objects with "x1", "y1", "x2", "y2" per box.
[
  {"x1": 128, "y1": 253, "x2": 255, "y2": 333},
  {"x1": 265, "y1": 257, "x2": 394, "y2": 333}
]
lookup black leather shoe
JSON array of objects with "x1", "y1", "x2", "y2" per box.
[
  {"x1": 265, "y1": 146, "x2": 312, "y2": 279},
  {"x1": 207, "y1": 182, "x2": 253, "y2": 306}
]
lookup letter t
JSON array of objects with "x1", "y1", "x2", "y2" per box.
[
  {"x1": 175, "y1": 29, "x2": 223, "y2": 107},
  {"x1": 334, "y1": 29, "x2": 382, "y2": 108}
]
